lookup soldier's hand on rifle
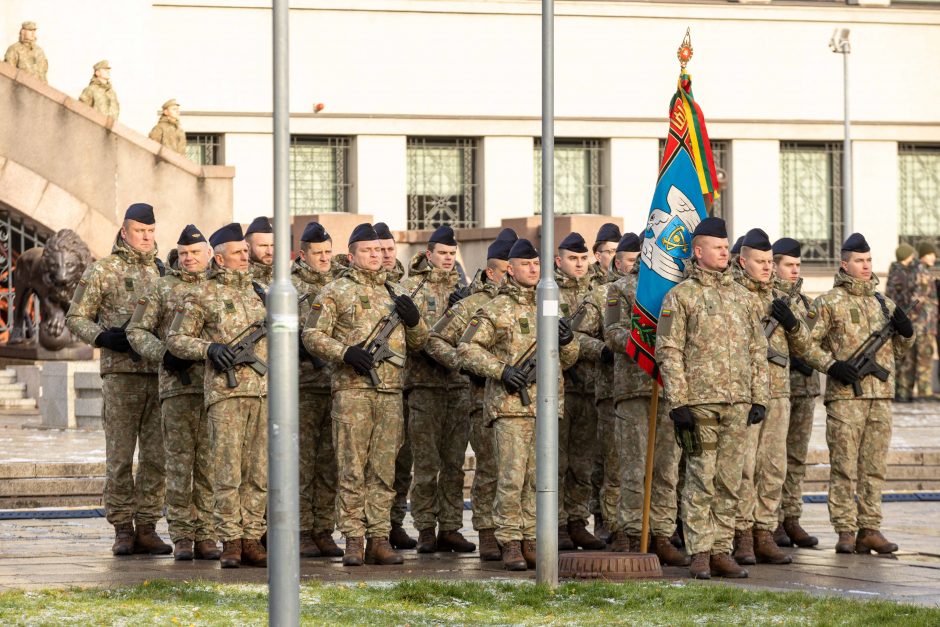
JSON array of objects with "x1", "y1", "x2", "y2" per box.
[
  {"x1": 207, "y1": 342, "x2": 236, "y2": 372},
  {"x1": 669, "y1": 405, "x2": 695, "y2": 430},
  {"x1": 600, "y1": 346, "x2": 614, "y2": 364},
  {"x1": 771, "y1": 298, "x2": 799, "y2": 332},
  {"x1": 162, "y1": 349, "x2": 192, "y2": 372},
  {"x1": 394, "y1": 295, "x2": 421, "y2": 328},
  {"x1": 501, "y1": 364, "x2": 527, "y2": 393},
  {"x1": 827, "y1": 360, "x2": 860, "y2": 385},
  {"x1": 558, "y1": 318, "x2": 574, "y2": 346},
  {"x1": 747, "y1": 403, "x2": 766, "y2": 426},
  {"x1": 94, "y1": 327, "x2": 131, "y2": 353},
  {"x1": 343, "y1": 343, "x2": 374, "y2": 375},
  {"x1": 891, "y1": 305, "x2": 914, "y2": 338}
]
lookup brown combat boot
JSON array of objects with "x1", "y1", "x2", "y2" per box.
[
  {"x1": 501, "y1": 540, "x2": 527, "y2": 571},
  {"x1": 773, "y1": 523, "x2": 792, "y2": 547},
  {"x1": 732, "y1": 527, "x2": 756, "y2": 565},
  {"x1": 608, "y1": 531, "x2": 629, "y2": 552},
  {"x1": 174, "y1": 539, "x2": 194, "y2": 561},
  {"x1": 299, "y1": 529, "x2": 322, "y2": 558},
  {"x1": 754, "y1": 529, "x2": 792, "y2": 564},
  {"x1": 568, "y1": 520, "x2": 606, "y2": 550},
  {"x1": 438, "y1": 529, "x2": 476, "y2": 553},
  {"x1": 134, "y1": 523, "x2": 172, "y2": 555},
  {"x1": 855, "y1": 528, "x2": 898, "y2": 554},
  {"x1": 389, "y1": 524, "x2": 417, "y2": 550},
  {"x1": 478, "y1": 529, "x2": 501, "y2": 561},
  {"x1": 835, "y1": 531, "x2": 855, "y2": 554},
  {"x1": 343, "y1": 536, "x2": 364, "y2": 566},
  {"x1": 112, "y1": 523, "x2": 135, "y2": 556},
  {"x1": 653, "y1": 535, "x2": 691, "y2": 566},
  {"x1": 416, "y1": 527, "x2": 437, "y2": 553},
  {"x1": 628, "y1": 535, "x2": 642, "y2": 553},
  {"x1": 522, "y1": 540, "x2": 536, "y2": 569},
  {"x1": 194, "y1": 540, "x2": 221, "y2": 560},
  {"x1": 314, "y1": 531, "x2": 345, "y2": 557},
  {"x1": 783, "y1": 516, "x2": 819, "y2": 548},
  {"x1": 689, "y1": 552, "x2": 711, "y2": 579},
  {"x1": 242, "y1": 539, "x2": 268, "y2": 567},
  {"x1": 558, "y1": 524, "x2": 575, "y2": 551},
  {"x1": 710, "y1": 552, "x2": 749, "y2": 578},
  {"x1": 220, "y1": 539, "x2": 242, "y2": 568},
  {"x1": 366, "y1": 537, "x2": 404, "y2": 565}
]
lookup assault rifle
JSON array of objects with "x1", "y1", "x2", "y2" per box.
[
  {"x1": 361, "y1": 275, "x2": 429, "y2": 386},
  {"x1": 561, "y1": 302, "x2": 588, "y2": 385},
  {"x1": 222, "y1": 321, "x2": 268, "y2": 388},
  {"x1": 674, "y1": 423, "x2": 702, "y2": 457},
  {"x1": 511, "y1": 341, "x2": 538, "y2": 406},
  {"x1": 762, "y1": 278, "x2": 803, "y2": 368},
  {"x1": 297, "y1": 292, "x2": 326, "y2": 369},
  {"x1": 846, "y1": 298, "x2": 919, "y2": 397}
]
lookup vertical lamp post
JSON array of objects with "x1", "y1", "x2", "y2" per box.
[{"x1": 829, "y1": 27, "x2": 852, "y2": 241}]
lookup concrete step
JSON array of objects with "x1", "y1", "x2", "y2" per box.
[
  {"x1": 0, "y1": 476, "x2": 105, "y2": 498},
  {"x1": 0, "y1": 398, "x2": 37, "y2": 409},
  {"x1": 804, "y1": 479, "x2": 940, "y2": 492},
  {"x1": 0, "y1": 369, "x2": 17, "y2": 384},
  {"x1": 0, "y1": 388, "x2": 27, "y2": 400},
  {"x1": 0, "y1": 494, "x2": 103, "y2": 509},
  {"x1": 0, "y1": 462, "x2": 104, "y2": 480},
  {"x1": 76, "y1": 415, "x2": 102, "y2": 430},
  {"x1": 75, "y1": 398, "x2": 102, "y2": 418},
  {"x1": 0, "y1": 382, "x2": 25, "y2": 392},
  {"x1": 74, "y1": 372, "x2": 103, "y2": 391}
]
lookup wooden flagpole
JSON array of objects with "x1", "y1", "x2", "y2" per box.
[{"x1": 639, "y1": 379, "x2": 659, "y2": 553}]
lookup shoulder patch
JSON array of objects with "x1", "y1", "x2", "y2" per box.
[
  {"x1": 307, "y1": 302, "x2": 324, "y2": 327},
  {"x1": 458, "y1": 318, "x2": 482, "y2": 344},
  {"x1": 658, "y1": 313, "x2": 673, "y2": 338},
  {"x1": 129, "y1": 298, "x2": 148, "y2": 325},
  {"x1": 607, "y1": 297, "x2": 619, "y2": 307},
  {"x1": 71, "y1": 279, "x2": 88, "y2": 305},
  {"x1": 169, "y1": 306, "x2": 186, "y2": 332}
]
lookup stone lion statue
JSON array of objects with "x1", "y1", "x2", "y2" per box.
[{"x1": 8, "y1": 229, "x2": 92, "y2": 351}]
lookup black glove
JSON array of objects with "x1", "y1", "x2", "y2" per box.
[
  {"x1": 448, "y1": 286, "x2": 470, "y2": 308},
  {"x1": 343, "y1": 343, "x2": 374, "y2": 376},
  {"x1": 599, "y1": 346, "x2": 614, "y2": 364},
  {"x1": 501, "y1": 364, "x2": 528, "y2": 393},
  {"x1": 462, "y1": 370, "x2": 487, "y2": 388},
  {"x1": 827, "y1": 360, "x2": 860, "y2": 385},
  {"x1": 669, "y1": 405, "x2": 695, "y2": 430},
  {"x1": 790, "y1": 356, "x2": 814, "y2": 377},
  {"x1": 771, "y1": 299, "x2": 799, "y2": 333},
  {"x1": 558, "y1": 318, "x2": 574, "y2": 346},
  {"x1": 747, "y1": 404, "x2": 766, "y2": 426},
  {"x1": 207, "y1": 342, "x2": 236, "y2": 372},
  {"x1": 94, "y1": 327, "x2": 131, "y2": 353},
  {"x1": 891, "y1": 306, "x2": 914, "y2": 338},
  {"x1": 394, "y1": 295, "x2": 421, "y2": 328},
  {"x1": 162, "y1": 349, "x2": 194, "y2": 372}
]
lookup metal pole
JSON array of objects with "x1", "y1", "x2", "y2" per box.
[
  {"x1": 269, "y1": 0, "x2": 300, "y2": 624},
  {"x1": 842, "y1": 48, "x2": 852, "y2": 240},
  {"x1": 535, "y1": 0, "x2": 559, "y2": 588}
]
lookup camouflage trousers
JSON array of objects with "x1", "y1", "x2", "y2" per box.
[
  {"x1": 559, "y1": 391, "x2": 599, "y2": 524},
  {"x1": 390, "y1": 392, "x2": 412, "y2": 527},
  {"x1": 682, "y1": 403, "x2": 748, "y2": 556},
  {"x1": 299, "y1": 387, "x2": 337, "y2": 534},
  {"x1": 895, "y1": 331, "x2": 934, "y2": 398},
  {"x1": 207, "y1": 396, "x2": 267, "y2": 542},
  {"x1": 595, "y1": 398, "x2": 620, "y2": 529},
  {"x1": 493, "y1": 417, "x2": 536, "y2": 545},
  {"x1": 736, "y1": 397, "x2": 790, "y2": 532},
  {"x1": 468, "y1": 389, "x2": 497, "y2": 531},
  {"x1": 333, "y1": 389, "x2": 403, "y2": 539},
  {"x1": 162, "y1": 393, "x2": 214, "y2": 543},
  {"x1": 101, "y1": 373, "x2": 165, "y2": 527},
  {"x1": 408, "y1": 387, "x2": 471, "y2": 532},
  {"x1": 780, "y1": 395, "x2": 817, "y2": 519},
  {"x1": 826, "y1": 399, "x2": 892, "y2": 533},
  {"x1": 614, "y1": 397, "x2": 679, "y2": 536}
]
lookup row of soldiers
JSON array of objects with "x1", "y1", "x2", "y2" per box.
[{"x1": 4, "y1": 21, "x2": 188, "y2": 155}]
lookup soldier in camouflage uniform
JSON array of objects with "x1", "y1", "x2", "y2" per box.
[
  {"x1": 886, "y1": 243, "x2": 919, "y2": 401},
  {"x1": 79, "y1": 60, "x2": 120, "y2": 119},
  {"x1": 4, "y1": 21, "x2": 47, "y2": 83},
  {"x1": 127, "y1": 224, "x2": 220, "y2": 562},
  {"x1": 293, "y1": 222, "x2": 345, "y2": 559},
  {"x1": 425, "y1": 228, "x2": 517, "y2": 561},
  {"x1": 805, "y1": 233, "x2": 915, "y2": 555},
  {"x1": 148, "y1": 99, "x2": 187, "y2": 155},
  {"x1": 245, "y1": 216, "x2": 274, "y2": 288},
  {"x1": 458, "y1": 238, "x2": 580, "y2": 570},
  {"x1": 166, "y1": 223, "x2": 270, "y2": 569},
  {"x1": 655, "y1": 217, "x2": 770, "y2": 580},
  {"x1": 911, "y1": 244, "x2": 937, "y2": 399},
  {"x1": 303, "y1": 223, "x2": 428, "y2": 566},
  {"x1": 401, "y1": 226, "x2": 476, "y2": 554},
  {"x1": 66, "y1": 203, "x2": 171, "y2": 556}
]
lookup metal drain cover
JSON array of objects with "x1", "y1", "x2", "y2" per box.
[{"x1": 558, "y1": 551, "x2": 663, "y2": 580}]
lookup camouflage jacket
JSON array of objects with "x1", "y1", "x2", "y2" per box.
[
  {"x1": 302, "y1": 265, "x2": 428, "y2": 393},
  {"x1": 79, "y1": 78, "x2": 120, "y2": 119},
  {"x1": 250, "y1": 261, "x2": 273, "y2": 289},
  {"x1": 457, "y1": 278, "x2": 579, "y2": 421},
  {"x1": 127, "y1": 268, "x2": 207, "y2": 400},
  {"x1": 809, "y1": 270, "x2": 915, "y2": 402},
  {"x1": 736, "y1": 272, "x2": 827, "y2": 400},
  {"x1": 605, "y1": 264, "x2": 661, "y2": 403},
  {"x1": 4, "y1": 42, "x2": 47, "y2": 83},
  {"x1": 557, "y1": 268, "x2": 598, "y2": 396},
  {"x1": 148, "y1": 116, "x2": 187, "y2": 155},
  {"x1": 66, "y1": 235, "x2": 162, "y2": 375},
  {"x1": 291, "y1": 257, "x2": 333, "y2": 389},
  {"x1": 912, "y1": 261, "x2": 938, "y2": 336},
  {"x1": 885, "y1": 261, "x2": 917, "y2": 311},
  {"x1": 656, "y1": 262, "x2": 770, "y2": 408},
  {"x1": 576, "y1": 265, "x2": 624, "y2": 402},
  {"x1": 779, "y1": 278, "x2": 821, "y2": 398},
  {"x1": 402, "y1": 252, "x2": 467, "y2": 389},
  {"x1": 166, "y1": 265, "x2": 268, "y2": 406}
]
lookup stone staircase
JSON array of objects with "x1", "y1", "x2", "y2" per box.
[
  {"x1": 802, "y1": 448, "x2": 940, "y2": 494},
  {"x1": 0, "y1": 369, "x2": 37, "y2": 412},
  {"x1": 0, "y1": 462, "x2": 104, "y2": 509}
]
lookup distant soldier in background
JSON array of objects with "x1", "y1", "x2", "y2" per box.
[
  {"x1": 79, "y1": 60, "x2": 119, "y2": 119},
  {"x1": 911, "y1": 243, "x2": 938, "y2": 400},
  {"x1": 4, "y1": 21, "x2": 48, "y2": 83},
  {"x1": 886, "y1": 243, "x2": 918, "y2": 402},
  {"x1": 148, "y1": 99, "x2": 187, "y2": 155}
]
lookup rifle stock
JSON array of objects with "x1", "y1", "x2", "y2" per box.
[{"x1": 222, "y1": 321, "x2": 268, "y2": 388}]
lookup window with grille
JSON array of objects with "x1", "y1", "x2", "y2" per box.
[
  {"x1": 185, "y1": 134, "x2": 223, "y2": 166},
  {"x1": 657, "y1": 139, "x2": 731, "y2": 223},
  {"x1": 534, "y1": 139, "x2": 604, "y2": 215},
  {"x1": 899, "y1": 144, "x2": 940, "y2": 250},
  {"x1": 780, "y1": 142, "x2": 844, "y2": 264},
  {"x1": 289, "y1": 136, "x2": 350, "y2": 215},
  {"x1": 407, "y1": 138, "x2": 478, "y2": 230}
]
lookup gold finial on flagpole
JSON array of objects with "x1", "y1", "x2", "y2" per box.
[{"x1": 677, "y1": 27, "x2": 693, "y2": 69}]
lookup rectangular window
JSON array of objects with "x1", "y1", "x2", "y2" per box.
[
  {"x1": 657, "y1": 139, "x2": 731, "y2": 223},
  {"x1": 899, "y1": 144, "x2": 940, "y2": 249},
  {"x1": 289, "y1": 136, "x2": 350, "y2": 215},
  {"x1": 185, "y1": 134, "x2": 223, "y2": 166},
  {"x1": 779, "y1": 142, "x2": 844, "y2": 264},
  {"x1": 407, "y1": 137, "x2": 478, "y2": 230},
  {"x1": 534, "y1": 139, "x2": 603, "y2": 215}
]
